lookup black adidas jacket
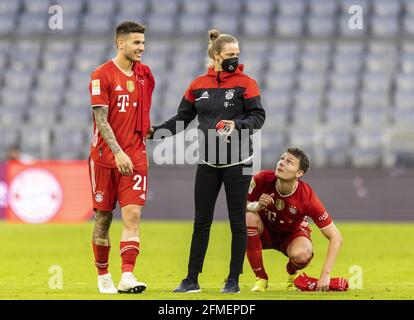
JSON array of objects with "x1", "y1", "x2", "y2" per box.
[{"x1": 151, "y1": 65, "x2": 266, "y2": 166}]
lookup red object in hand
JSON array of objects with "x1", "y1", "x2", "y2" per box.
[
  {"x1": 215, "y1": 120, "x2": 226, "y2": 131},
  {"x1": 293, "y1": 273, "x2": 349, "y2": 292}
]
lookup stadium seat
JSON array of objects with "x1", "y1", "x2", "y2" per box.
[
  {"x1": 371, "y1": 16, "x2": 400, "y2": 37},
  {"x1": 22, "y1": 0, "x2": 50, "y2": 14},
  {"x1": 360, "y1": 90, "x2": 390, "y2": 109},
  {"x1": 20, "y1": 126, "x2": 50, "y2": 159},
  {"x1": 325, "y1": 107, "x2": 355, "y2": 127},
  {"x1": 278, "y1": 0, "x2": 306, "y2": 16},
  {"x1": 82, "y1": 13, "x2": 113, "y2": 34},
  {"x1": 0, "y1": 0, "x2": 20, "y2": 15},
  {"x1": 316, "y1": 129, "x2": 352, "y2": 167},
  {"x1": 182, "y1": 0, "x2": 210, "y2": 15},
  {"x1": 210, "y1": 13, "x2": 240, "y2": 35},
  {"x1": 362, "y1": 72, "x2": 392, "y2": 92},
  {"x1": 372, "y1": 0, "x2": 401, "y2": 16},
  {"x1": 0, "y1": 88, "x2": 30, "y2": 106},
  {"x1": 327, "y1": 89, "x2": 357, "y2": 109},
  {"x1": 292, "y1": 107, "x2": 321, "y2": 126},
  {"x1": 264, "y1": 73, "x2": 295, "y2": 91},
  {"x1": 0, "y1": 127, "x2": 20, "y2": 150},
  {"x1": 329, "y1": 73, "x2": 360, "y2": 91},
  {"x1": 245, "y1": 0, "x2": 274, "y2": 15},
  {"x1": 332, "y1": 53, "x2": 364, "y2": 73},
  {"x1": 147, "y1": 13, "x2": 176, "y2": 35},
  {"x1": 359, "y1": 107, "x2": 389, "y2": 127},
  {"x1": 178, "y1": 13, "x2": 208, "y2": 35},
  {"x1": 27, "y1": 105, "x2": 58, "y2": 126},
  {"x1": 51, "y1": 127, "x2": 86, "y2": 159},
  {"x1": 298, "y1": 72, "x2": 326, "y2": 92},
  {"x1": 261, "y1": 91, "x2": 291, "y2": 111},
  {"x1": 307, "y1": 15, "x2": 336, "y2": 37},
  {"x1": 402, "y1": 14, "x2": 414, "y2": 36},
  {"x1": 150, "y1": 0, "x2": 179, "y2": 15},
  {"x1": 212, "y1": 0, "x2": 243, "y2": 14},
  {"x1": 3, "y1": 70, "x2": 33, "y2": 90},
  {"x1": 0, "y1": 14, "x2": 15, "y2": 35},
  {"x1": 85, "y1": 0, "x2": 115, "y2": 15},
  {"x1": 393, "y1": 108, "x2": 414, "y2": 126},
  {"x1": 118, "y1": 0, "x2": 147, "y2": 14},
  {"x1": 309, "y1": 0, "x2": 338, "y2": 15},
  {"x1": 17, "y1": 13, "x2": 48, "y2": 34},
  {"x1": 294, "y1": 90, "x2": 323, "y2": 110},
  {"x1": 274, "y1": 15, "x2": 304, "y2": 37},
  {"x1": 288, "y1": 129, "x2": 315, "y2": 160},
  {"x1": 0, "y1": 106, "x2": 26, "y2": 126},
  {"x1": 242, "y1": 14, "x2": 271, "y2": 36}
]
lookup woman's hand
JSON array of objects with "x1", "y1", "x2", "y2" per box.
[{"x1": 221, "y1": 120, "x2": 235, "y2": 135}]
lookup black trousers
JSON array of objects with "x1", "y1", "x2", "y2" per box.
[{"x1": 187, "y1": 163, "x2": 252, "y2": 278}]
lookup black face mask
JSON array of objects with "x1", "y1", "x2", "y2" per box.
[{"x1": 220, "y1": 56, "x2": 239, "y2": 73}]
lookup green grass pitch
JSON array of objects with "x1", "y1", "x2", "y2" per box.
[{"x1": 0, "y1": 221, "x2": 413, "y2": 300}]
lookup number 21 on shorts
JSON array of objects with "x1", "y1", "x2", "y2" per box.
[{"x1": 133, "y1": 174, "x2": 147, "y2": 191}]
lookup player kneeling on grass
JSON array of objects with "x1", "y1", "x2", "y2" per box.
[{"x1": 245, "y1": 148, "x2": 343, "y2": 292}]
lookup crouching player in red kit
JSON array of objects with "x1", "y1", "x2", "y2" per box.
[
  {"x1": 246, "y1": 148, "x2": 344, "y2": 292},
  {"x1": 88, "y1": 21, "x2": 155, "y2": 293}
]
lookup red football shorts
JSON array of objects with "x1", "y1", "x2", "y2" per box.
[
  {"x1": 88, "y1": 158, "x2": 148, "y2": 211},
  {"x1": 260, "y1": 221, "x2": 312, "y2": 256}
]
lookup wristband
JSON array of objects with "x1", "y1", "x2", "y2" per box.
[{"x1": 246, "y1": 201, "x2": 261, "y2": 212}]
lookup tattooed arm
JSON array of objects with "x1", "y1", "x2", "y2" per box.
[{"x1": 93, "y1": 106, "x2": 134, "y2": 175}]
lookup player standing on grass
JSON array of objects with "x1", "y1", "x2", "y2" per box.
[
  {"x1": 246, "y1": 148, "x2": 343, "y2": 292},
  {"x1": 88, "y1": 21, "x2": 154, "y2": 294}
]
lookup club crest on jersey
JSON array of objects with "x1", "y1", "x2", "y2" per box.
[
  {"x1": 95, "y1": 191, "x2": 104, "y2": 203},
  {"x1": 275, "y1": 199, "x2": 285, "y2": 211},
  {"x1": 126, "y1": 80, "x2": 135, "y2": 92},
  {"x1": 225, "y1": 89, "x2": 235, "y2": 100}
]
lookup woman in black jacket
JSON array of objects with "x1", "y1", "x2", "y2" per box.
[{"x1": 148, "y1": 29, "x2": 266, "y2": 293}]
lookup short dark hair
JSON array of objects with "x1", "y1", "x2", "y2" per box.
[
  {"x1": 286, "y1": 147, "x2": 310, "y2": 174},
  {"x1": 116, "y1": 21, "x2": 145, "y2": 38}
]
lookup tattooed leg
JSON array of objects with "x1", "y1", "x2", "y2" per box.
[{"x1": 93, "y1": 210, "x2": 113, "y2": 245}]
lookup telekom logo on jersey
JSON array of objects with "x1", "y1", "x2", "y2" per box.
[{"x1": 117, "y1": 94, "x2": 137, "y2": 112}]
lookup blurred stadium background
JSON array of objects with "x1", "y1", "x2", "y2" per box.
[{"x1": 0, "y1": 0, "x2": 414, "y2": 222}]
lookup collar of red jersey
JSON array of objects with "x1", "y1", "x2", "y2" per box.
[{"x1": 275, "y1": 180, "x2": 299, "y2": 198}]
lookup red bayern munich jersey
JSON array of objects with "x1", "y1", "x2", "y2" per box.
[
  {"x1": 248, "y1": 170, "x2": 333, "y2": 233},
  {"x1": 89, "y1": 59, "x2": 146, "y2": 168}
]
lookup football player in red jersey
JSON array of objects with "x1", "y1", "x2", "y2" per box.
[
  {"x1": 245, "y1": 148, "x2": 343, "y2": 292},
  {"x1": 88, "y1": 21, "x2": 155, "y2": 294}
]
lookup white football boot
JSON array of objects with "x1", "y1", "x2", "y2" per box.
[
  {"x1": 97, "y1": 273, "x2": 117, "y2": 294},
  {"x1": 118, "y1": 272, "x2": 147, "y2": 294}
]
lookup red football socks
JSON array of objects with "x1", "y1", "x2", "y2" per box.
[
  {"x1": 120, "y1": 241, "x2": 140, "y2": 273},
  {"x1": 246, "y1": 227, "x2": 268, "y2": 280},
  {"x1": 92, "y1": 242, "x2": 110, "y2": 275}
]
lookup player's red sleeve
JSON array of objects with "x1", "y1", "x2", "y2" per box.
[
  {"x1": 90, "y1": 69, "x2": 110, "y2": 108},
  {"x1": 306, "y1": 188, "x2": 333, "y2": 229},
  {"x1": 247, "y1": 171, "x2": 265, "y2": 202}
]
